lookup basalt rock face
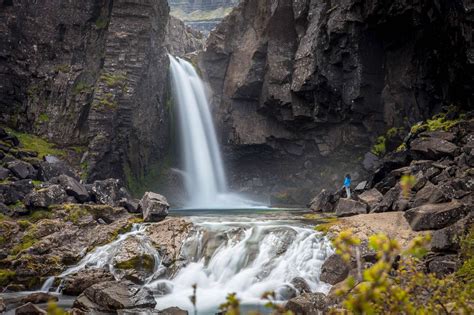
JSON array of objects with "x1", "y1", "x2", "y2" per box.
[
  {"x1": 0, "y1": 0, "x2": 171, "y2": 186},
  {"x1": 199, "y1": 0, "x2": 473, "y2": 204}
]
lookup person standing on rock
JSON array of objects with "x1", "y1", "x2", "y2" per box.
[{"x1": 344, "y1": 174, "x2": 351, "y2": 199}]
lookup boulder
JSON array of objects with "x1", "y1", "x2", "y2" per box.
[
  {"x1": 335, "y1": 199, "x2": 367, "y2": 217},
  {"x1": 0, "y1": 167, "x2": 10, "y2": 180},
  {"x1": 354, "y1": 181, "x2": 368, "y2": 192},
  {"x1": 24, "y1": 185, "x2": 67, "y2": 208},
  {"x1": 427, "y1": 254, "x2": 460, "y2": 277},
  {"x1": 139, "y1": 192, "x2": 169, "y2": 222},
  {"x1": 411, "y1": 137, "x2": 458, "y2": 160},
  {"x1": 38, "y1": 156, "x2": 78, "y2": 181},
  {"x1": 53, "y1": 175, "x2": 89, "y2": 203},
  {"x1": 404, "y1": 201, "x2": 468, "y2": 231},
  {"x1": 118, "y1": 307, "x2": 188, "y2": 315},
  {"x1": 309, "y1": 189, "x2": 333, "y2": 212},
  {"x1": 412, "y1": 182, "x2": 447, "y2": 207},
  {"x1": 62, "y1": 268, "x2": 115, "y2": 296},
  {"x1": 0, "y1": 297, "x2": 5, "y2": 313},
  {"x1": 320, "y1": 254, "x2": 350, "y2": 285},
  {"x1": 91, "y1": 179, "x2": 130, "y2": 206},
  {"x1": 430, "y1": 215, "x2": 473, "y2": 252},
  {"x1": 119, "y1": 198, "x2": 140, "y2": 213},
  {"x1": 15, "y1": 302, "x2": 47, "y2": 315},
  {"x1": 20, "y1": 292, "x2": 58, "y2": 304},
  {"x1": 419, "y1": 131, "x2": 456, "y2": 142},
  {"x1": 357, "y1": 188, "x2": 383, "y2": 210},
  {"x1": 73, "y1": 281, "x2": 156, "y2": 312},
  {"x1": 7, "y1": 160, "x2": 36, "y2": 179},
  {"x1": 0, "y1": 183, "x2": 21, "y2": 205},
  {"x1": 372, "y1": 185, "x2": 401, "y2": 213},
  {"x1": 285, "y1": 292, "x2": 328, "y2": 315},
  {"x1": 113, "y1": 236, "x2": 156, "y2": 284},
  {"x1": 290, "y1": 277, "x2": 311, "y2": 294},
  {"x1": 277, "y1": 284, "x2": 297, "y2": 300}
]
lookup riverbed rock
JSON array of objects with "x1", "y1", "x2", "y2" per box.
[
  {"x1": 285, "y1": 292, "x2": 329, "y2": 315},
  {"x1": 90, "y1": 179, "x2": 130, "y2": 207},
  {"x1": 320, "y1": 254, "x2": 350, "y2": 285},
  {"x1": 62, "y1": 268, "x2": 115, "y2": 296},
  {"x1": 357, "y1": 188, "x2": 383, "y2": 210},
  {"x1": 309, "y1": 189, "x2": 333, "y2": 212},
  {"x1": 113, "y1": 236, "x2": 156, "y2": 284},
  {"x1": 24, "y1": 185, "x2": 67, "y2": 208},
  {"x1": 15, "y1": 302, "x2": 47, "y2": 315},
  {"x1": 7, "y1": 160, "x2": 37, "y2": 180},
  {"x1": 118, "y1": 307, "x2": 188, "y2": 315},
  {"x1": 139, "y1": 192, "x2": 169, "y2": 222},
  {"x1": 404, "y1": 201, "x2": 468, "y2": 231},
  {"x1": 20, "y1": 292, "x2": 58, "y2": 304},
  {"x1": 53, "y1": 175, "x2": 89, "y2": 203},
  {"x1": 73, "y1": 281, "x2": 156, "y2": 312},
  {"x1": 290, "y1": 277, "x2": 311, "y2": 294},
  {"x1": 335, "y1": 199, "x2": 367, "y2": 217}
]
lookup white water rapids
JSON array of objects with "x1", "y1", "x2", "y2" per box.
[{"x1": 169, "y1": 56, "x2": 261, "y2": 209}]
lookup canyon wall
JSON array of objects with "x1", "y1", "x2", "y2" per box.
[
  {"x1": 0, "y1": 0, "x2": 171, "y2": 191},
  {"x1": 199, "y1": 0, "x2": 473, "y2": 204}
]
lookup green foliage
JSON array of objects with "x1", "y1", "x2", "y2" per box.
[
  {"x1": 46, "y1": 300, "x2": 67, "y2": 315},
  {"x1": 6, "y1": 129, "x2": 65, "y2": 158},
  {"x1": 94, "y1": 93, "x2": 118, "y2": 111},
  {"x1": 396, "y1": 142, "x2": 407, "y2": 152},
  {"x1": 11, "y1": 226, "x2": 38, "y2": 255},
  {"x1": 400, "y1": 174, "x2": 416, "y2": 198},
  {"x1": 0, "y1": 269, "x2": 16, "y2": 286},
  {"x1": 371, "y1": 136, "x2": 386, "y2": 156},
  {"x1": 314, "y1": 217, "x2": 339, "y2": 234},
  {"x1": 73, "y1": 81, "x2": 92, "y2": 95},
  {"x1": 410, "y1": 111, "x2": 461, "y2": 135},
  {"x1": 54, "y1": 64, "x2": 71, "y2": 73},
  {"x1": 100, "y1": 72, "x2": 127, "y2": 89},
  {"x1": 28, "y1": 210, "x2": 53, "y2": 222},
  {"x1": 219, "y1": 293, "x2": 241, "y2": 315},
  {"x1": 38, "y1": 113, "x2": 50, "y2": 123},
  {"x1": 329, "y1": 231, "x2": 473, "y2": 314},
  {"x1": 64, "y1": 204, "x2": 90, "y2": 224}
]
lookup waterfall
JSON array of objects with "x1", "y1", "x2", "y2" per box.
[{"x1": 169, "y1": 55, "x2": 258, "y2": 209}]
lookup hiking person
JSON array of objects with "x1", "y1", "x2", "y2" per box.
[{"x1": 343, "y1": 174, "x2": 351, "y2": 198}]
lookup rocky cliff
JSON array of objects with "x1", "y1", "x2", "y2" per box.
[
  {"x1": 0, "y1": 0, "x2": 171, "y2": 190},
  {"x1": 199, "y1": 0, "x2": 473, "y2": 204}
]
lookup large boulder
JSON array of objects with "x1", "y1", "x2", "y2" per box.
[
  {"x1": 320, "y1": 254, "x2": 350, "y2": 285},
  {"x1": 357, "y1": 188, "x2": 383, "y2": 210},
  {"x1": 90, "y1": 179, "x2": 131, "y2": 207},
  {"x1": 20, "y1": 292, "x2": 58, "y2": 304},
  {"x1": 7, "y1": 160, "x2": 37, "y2": 180},
  {"x1": 14, "y1": 302, "x2": 46, "y2": 315},
  {"x1": 62, "y1": 268, "x2": 115, "y2": 296},
  {"x1": 372, "y1": 185, "x2": 402, "y2": 213},
  {"x1": 139, "y1": 192, "x2": 169, "y2": 222},
  {"x1": 24, "y1": 185, "x2": 67, "y2": 208},
  {"x1": 53, "y1": 175, "x2": 89, "y2": 203},
  {"x1": 411, "y1": 137, "x2": 458, "y2": 160},
  {"x1": 0, "y1": 167, "x2": 10, "y2": 180},
  {"x1": 285, "y1": 292, "x2": 329, "y2": 315},
  {"x1": 430, "y1": 215, "x2": 473, "y2": 252},
  {"x1": 335, "y1": 199, "x2": 367, "y2": 217},
  {"x1": 404, "y1": 201, "x2": 468, "y2": 231},
  {"x1": 290, "y1": 277, "x2": 311, "y2": 295},
  {"x1": 73, "y1": 281, "x2": 156, "y2": 313},
  {"x1": 38, "y1": 156, "x2": 78, "y2": 181},
  {"x1": 309, "y1": 189, "x2": 333, "y2": 212},
  {"x1": 412, "y1": 182, "x2": 448, "y2": 208},
  {"x1": 427, "y1": 254, "x2": 460, "y2": 277}
]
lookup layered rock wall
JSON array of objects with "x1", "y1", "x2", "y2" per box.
[{"x1": 199, "y1": 0, "x2": 473, "y2": 204}]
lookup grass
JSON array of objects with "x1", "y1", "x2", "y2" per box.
[
  {"x1": 6, "y1": 129, "x2": 65, "y2": 158},
  {"x1": 38, "y1": 113, "x2": 50, "y2": 123},
  {"x1": 73, "y1": 81, "x2": 92, "y2": 95},
  {"x1": 0, "y1": 269, "x2": 16, "y2": 286},
  {"x1": 314, "y1": 217, "x2": 339, "y2": 234},
  {"x1": 410, "y1": 110, "x2": 462, "y2": 134},
  {"x1": 100, "y1": 72, "x2": 127, "y2": 89},
  {"x1": 371, "y1": 136, "x2": 386, "y2": 156}
]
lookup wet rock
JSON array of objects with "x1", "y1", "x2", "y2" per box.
[
  {"x1": 113, "y1": 236, "x2": 156, "y2": 284},
  {"x1": 0, "y1": 297, "x2": 5, "y2": 313},
  {"x1": 357, "y1": 188, "x2": 383, "y2": 210},
  {"x1": 139, "y1": 192, "x2": 169, "y2": 222},
  {"x1": 73, "y1": 281, "x2": 156, "y2": 312},
  {"x1": 91, "y1": 179, "x2": 130, "y2": 206},
  {"x1": 412, "y1": 182, "x2": 448, "y2": 208},
  {"x1": 404, "y1": 201, "x2": 468, "y2": 231},
  {"x1": 15, "y1": 302, "x2": 47, "y2": 315},
  {"x1": 24, "y1": 185, "x2": 67, "y2": 208},
  {"x1": 320, "y1": 254, "x2": 350, "y2": 285},
  {"x1": 335, "y1": 199, "x2": 367, "y2": 217},
  {"x1": 411, "y1": 137, "x2": 458, "y2": 160},
  {"x1": 62, "y1": 268, "x2": 115, "y2": 296},
  {"x1": 53, "y1": 175, "x2": 89, "y2": 203},
  {"x1": 155, "y1": 281, "x2": 174, "y2": 296},
  {"x1": 119, "y1": 307, "x2": 188, "y2": 315},
  {"x1": 309, "y1": 189, "x2": 333, "y2": 212},
  {"x1": 277, "y1": 284, "x2": 297, "y2": 300},
  {"x1": 7, "y1": 160, "x2": 37, "y2": 180},
  {"x1": 20, "y1": 292, "x2": 58, "y2": 304},
  {"x1": 290, "y1": 277, "x2": 311, "y2": 294},
  {"x1": 285, "y1": 292, "x2": 328, "y2": 315},
  {"x1": 427, "y1": 254, "x2": 460, "y2": 277}
]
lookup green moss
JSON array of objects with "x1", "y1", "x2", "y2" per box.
[
  {"x1": 71, "y1": 146, "x2": 86, "y2": 154},
  {"x1": 11, "y1": 231, "x2": 38, "y2": 255},
  {"x1": 73, "y1": 81, "x2": 92, "y2": 95},
  {"x1": 17, "y1": 220, "x2": 32, "y2": 230},
  {"x1": 0, "y1": 269, "x2": 16, "y2": 286},
  {"x1": 410, "y1": 111, "x2": 461, "y2": 135},
  {"x1": 28, "y1": 210, "x2": 53, "y2": 223},
  {"x1": 6, "y1": 129, "x2": 65, "y2": 158},
  {"x1": 396, "y1": 143, "x2": 407, "y2": 152},
  {"x1": 371, "y1": 136, "x2": 386, "y2": 156},
  {"x1": 95, "y1": 17, "x2": 109, "y2": 29},
  {"x1": 54, "y1": 64, "x2": 71, "y2": 73},
  {"x1": 314, "y1": 217, "x2": 339, "y2": 234},
  {"x1": 171, "y1": 7, "x2": 233, "y2": 22},
  {"x1": 114, "y1": 254, "x2": 155, "y2": 272},
  {"x1": 8, "y1": 200, "x2": 23, "y2": 209},
  {"x1": 61, "y1": 204, "x2": 91, "y2": 224},
  {"x1": 100, "y1": 72, "x2": 127, "y2": 89},
  {"x1": 38, "y1": 113, "x2": 50, "y2": 123}
]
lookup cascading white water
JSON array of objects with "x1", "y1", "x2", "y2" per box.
[
  {"x1": 150, "y1": 218, "x2": 333, "y2": 314},
  {"x1": 169, "y1": 56, "x2": 258, "y2": 209}
]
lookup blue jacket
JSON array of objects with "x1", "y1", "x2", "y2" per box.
[{"x1": 344, "y1": 177, "x2": 351, "y2": 187}]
